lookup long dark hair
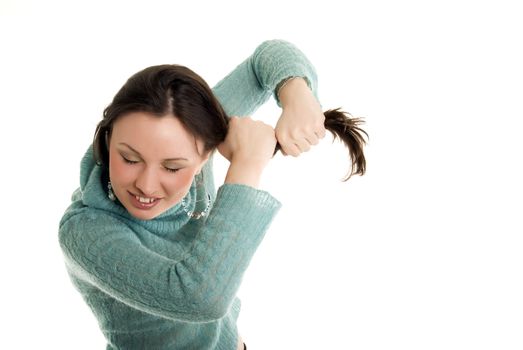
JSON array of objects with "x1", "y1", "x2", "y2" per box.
[
  {"x1": 323, "y1": 108, "x2": 368, "y2": 181},
  {"x1": 94, "y1": 64, "x2": 367, "y2": 182},
  {"x1": 93, "y1": 64, "x2": 229, "y2": 169}
]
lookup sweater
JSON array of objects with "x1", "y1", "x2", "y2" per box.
[{"x1": 59, "y1": 39, "x2": 319, "y2": 350}]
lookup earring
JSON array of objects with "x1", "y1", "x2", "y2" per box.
[{"x1": 107, "y1": 181, "x2": 116, "y2": 201}]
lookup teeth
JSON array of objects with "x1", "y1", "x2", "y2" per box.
[{"x1": 135, "y1": 195, "x2": 155, "y2": 204}]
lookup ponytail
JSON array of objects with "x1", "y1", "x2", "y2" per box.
[
  {"x1": 324, "y1": 108, "x2": 368, "y2": 181},
  {"x1": 275, "y1": 108, "x2": 368, "y2": 181}
]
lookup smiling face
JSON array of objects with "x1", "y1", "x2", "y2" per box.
[{"x1": 107, "y1": 111, "x2": 210, "y2": 220}]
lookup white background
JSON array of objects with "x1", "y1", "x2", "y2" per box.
[{"x1": 1, "y1": 0, "x2": 522, "y2": 349}]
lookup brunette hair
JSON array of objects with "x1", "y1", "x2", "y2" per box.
[
  {"x1": 93, "y1": 64, "x2": 367, "y2": 181},
  {"x1": 324, "y1": 108, "x2": 368, "y2": 181},
  {"x1": 93, "y1": 64, "x2": 229, "y2": 169},
  {"x1": 274, "y1": 108, "x2": 368, "y2": 181}
]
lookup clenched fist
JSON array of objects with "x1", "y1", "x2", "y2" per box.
[
  {"x1": 218, "y1": 116, "x2": 277, "y2": 188},
  {"x1": 275, "y1": 77, "x2": 326, "y2": 157}
]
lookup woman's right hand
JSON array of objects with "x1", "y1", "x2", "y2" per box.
[{"x1": 218, "y1": 116, "x2": 277, "y2": 188}]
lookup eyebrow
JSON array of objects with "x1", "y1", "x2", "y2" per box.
[{"x1": 117, "y1": 143, "x2": 189, "y2": 162}]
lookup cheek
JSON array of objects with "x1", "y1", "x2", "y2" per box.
[
  {"x1": 109, "y1": 157, "x2": 134, "y2": 185},
  {"x1": 168, "y1": 169, "x2": 196, "y2": 194}
]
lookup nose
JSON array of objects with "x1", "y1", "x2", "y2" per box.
[{"x1": 135, "y1": 165, "x2": 160, "y2": 197}]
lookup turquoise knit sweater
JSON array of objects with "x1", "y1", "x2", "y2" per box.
[{"x1": 59, "y1": 39, "x2": 319, "y2": 350}]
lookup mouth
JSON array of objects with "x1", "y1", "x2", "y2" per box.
[{"x1": 128, "y1": 191, "x2": 161, "y2": 210}]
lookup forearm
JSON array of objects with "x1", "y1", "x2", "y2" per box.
[
  {"x1": 181, "y1": 184, "x2": 281, "y2": 315},
  {"x1": 212, "y1": 39, "x2": 319, "y2": 116},
  {"x1": 60, "y1": 188, "x2": 281, "y2": 322},
  {"x1": 224, "y1": 159, "x2": 266, "y2": 188},
  {"x1": 277, "y1": 77, "x2": 314, "y2": 109}
]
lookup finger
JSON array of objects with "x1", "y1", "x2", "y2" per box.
[
  {"x1": 281, "y1": 142, "x2": 301, "y2": 157},
  {"x1": 305, "y1": 133, "x2": 319, "y2": 145},
  {"x1": 315, "y1": 126, "x2": 327, "y2": 139},
  {"x1": 293, "y1": 138, "x2": 311, "y2": 153}
]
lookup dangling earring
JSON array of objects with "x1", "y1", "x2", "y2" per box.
[{"x1": 107, "y1": 181, "x2": 116, "y2": 201}]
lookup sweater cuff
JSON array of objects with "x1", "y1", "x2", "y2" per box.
[
  {"x1": 252, "y1": 39, "x2": 319, "y2": 107},
  {"x1": 275, "y1": 75, "x2": 313, "y2": 104}
]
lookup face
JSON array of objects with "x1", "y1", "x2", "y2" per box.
[{"x1": 108, "y1": 112, "x2": 209, "y2": 220}]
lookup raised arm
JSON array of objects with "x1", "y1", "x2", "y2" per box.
[
  {"x1": 59, "y1": 184, "x2": 281, "y2": 323},
  {"x1": 212, "y1": 39, "x2": 319, "y2": 117},
  {"x1": 213, "y1": 39, "x2": 326, "y2": 158}
]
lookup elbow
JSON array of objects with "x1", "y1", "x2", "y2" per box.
[
  {"x1": 170, "y1": 266, "x2": 232, "y2": 321},
  {"x1": 257, "y1": 38, "x2": 290, "y2": 47},
  {"x1": 199, "y1": 303, "x2": 229, "y2": 321},
  {"x1": 253, "y1": 39, "x2": 293, "y2": 59},
  {"x1": 188, "y1": 293, "x2": 232, "y2": 321},
  {"x1": 177, "y1": 299, "x2": 229, "y2": 322}
]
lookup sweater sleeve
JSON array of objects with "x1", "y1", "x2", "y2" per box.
[
  {"x1": 212, "y1": 39, "x2": 319, "y2": 116},
  {"x1": 59, "y1": 184, "x2": 281, "y2": 322}
]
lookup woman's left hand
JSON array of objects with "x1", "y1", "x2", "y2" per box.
[{"x1": 275, "y1": 77, "x2": 326, "y2": 157}]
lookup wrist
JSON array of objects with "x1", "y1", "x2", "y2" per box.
[
  {"x1": 224, "y1": 159, "x2": 266, "y2": 188},
  {"x1": 277, "y1": 77, "x2": 311, "y2": 108}
]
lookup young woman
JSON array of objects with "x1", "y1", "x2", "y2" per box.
[{"x1": 59, "y1": 39, "x2": 366, "y2": 350}]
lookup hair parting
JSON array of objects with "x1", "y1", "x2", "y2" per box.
[
  {"x1": 93, "y1": 64, "x2": 229, "y2": 170},
  {"x1": 93, "y1": 64, "x2": 367, "y2": 183}
]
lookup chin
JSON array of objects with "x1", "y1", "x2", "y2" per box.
[{"x1": 126, "y1": 205, "x2": 164, "y2": 221}]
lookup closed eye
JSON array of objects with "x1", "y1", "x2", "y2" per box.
[
  {"x1": 122, "y1": 156, "x2": 180, "y2": 173},
  {"x1": 122, "y1": 156, "x2": 138, "y2": 165}
]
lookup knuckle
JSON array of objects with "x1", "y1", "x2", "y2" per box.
[{"x1": 289, "y1": 130, "x2": 301, "y2": 140}]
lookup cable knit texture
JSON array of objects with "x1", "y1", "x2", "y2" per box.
[{"x1": 58, "y1": 39, "x2": 318, "y2": 350}]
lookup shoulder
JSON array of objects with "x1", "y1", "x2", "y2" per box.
[
  {"x1": 59, "y1": 207, "x2": 130, "y2": 249},
  {"x1": 60, "y1": 206, "x2": 119, "y2": 230}
]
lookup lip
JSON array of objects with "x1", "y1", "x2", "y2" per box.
[{"x1": 128, "y1": 191, "x2": 161, "y2": 210}]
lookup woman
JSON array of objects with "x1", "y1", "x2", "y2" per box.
[{"x1": 59, "y1": 39, "x2": 364, "y2": 349}]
